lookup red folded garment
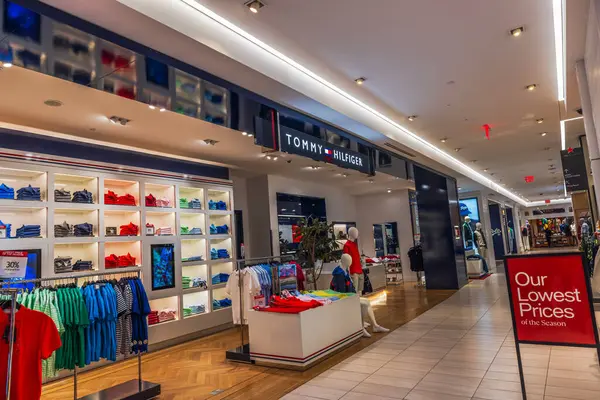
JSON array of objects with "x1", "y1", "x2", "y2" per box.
[
  {"x1": 104, "y1": 190, "x2": 119, "y2": 204},
  {"x1": 116, "y1": 193, "x2": 136, "y2": 206},
  {"x1": 254, "y1": 295, "x2": 323, "y2": 314},
  {"x1": 119, "y1": 222, "x2": 139, "y2": 236},
  {"x1": 118, "y1": 253, "x2": 136, "y2": 267},
  {"x1": 105, "y1": 254, "x2": 119, "y2": 268},
  {"x1": 145, "y1": 194, "x2": 157, "y2": 207}
]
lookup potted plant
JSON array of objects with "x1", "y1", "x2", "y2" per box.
[{"x1": 294, "y1": 217, "x2": 340, "y2": 289}]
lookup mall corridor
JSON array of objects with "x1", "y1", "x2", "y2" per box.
[{"x1": 284, "y1": 275, "x2": 600, "y2": 400}]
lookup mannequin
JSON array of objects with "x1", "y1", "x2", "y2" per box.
[
  {"x1": 462, "y1": 216, "x2": 474, "y2": 249},
  {"x1": 343, "y1": 227, "x2": 363, "y2": 294},
  {"x1": 521, "y1": 221, "x2": 530, "y2": 251},
  {"x1": 507, "y1": 222, "x2": 515, "y2": 254},
  {"x1": 340, "y1": 254, "x2": 389, "y2": 337},
  {"x1": 581, "y1": 218, "x2": 590, "y2": 238},
  {"x1": 474, "y1": 222, "x2": 487, "y2": 260}
]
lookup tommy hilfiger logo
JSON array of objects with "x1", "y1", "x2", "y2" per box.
[{"x1": 284, "y1": 133, "x2": 364, "y2": 167}]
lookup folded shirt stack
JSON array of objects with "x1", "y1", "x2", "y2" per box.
[
  {"x1": 156, "y1": 197, "x2": 171, "y2": 207},
  {"x1": 208, "y1": 200, "x2": 227, "y2": 211},
  {"x1": 54, "y1": 221, "x2": 73, "y2": 237},
  {"x1": 119, "y1": 222, "x2": 139, "y2": 236},
  {"x1": 105, "y1": 190, "x2": 136, "y2": 206},
  {"x1": 158, "y1": 309, "x2": 176, "y2": 323},
  {"x1": 54, "y1": 256, "x2": 73, "y2": 273},
  {"x1": 105, "y1": 254, "x2": 119, "y2": 268},
  {"x1": 74, "y1": 222, "x2": 93, "y2": 237},
  {"x1": 209, "y1": 224, "x2": 229, "y2": 235},
  {"x1": 72, "y1": 260, "x2": 93, "y2": 271},
  {"x1": 179, "y1": 198, "x2": 188, "y2": 208},
  {"x1": 0, "y1": 220, "x2": 12, "y2": 238},
  {"x1": 182, "y1": 276, "x2": 191, "y2": 289},
  {"x1": 54, "y1": 188, "x2": 71, "y2": 202},
  {"x1": 17, "y1": 185, "x2": 41, "y2": 201},
  {"x1": 182, "y1": 255, "x2": 203, "y2": 262},
  {"x1": 183, "y1": 304, "x2": 206, "y2": 317},
  {"x1": 210, "y1": 248, "x2": 230, "y2": 260},
  {"x1": 212, "y1": 298, "x2": 232, "y2": 310},
  {"x1": 181, "y1": 226, "x2": 203, "y2": 235},
  {"x1": 16, "y1": 224, "x2": 41, "y2": 238},
  {"x1": 0, "y1": 183, "x2": 14, "y2": 200},
  {"x1": 72, "y1": 189, "x2": 93, "y2": 203},
  {"x1": 148, "y1": 311, "x2": 159, "y2": 325},
  {"x1": 105, "y1": 253, "x2": 137, "y2": 268},
  {"x1": 156, "y1": 226, "x2": 172, "y2": 236},
  {"x1": 118, "y1": 253, "x2": 136, "y2": 267},
  {"x1": 145, "y1": 193, "x2": 157, "y2": 207},
  {"x1": 211, "y1": 273, "x2": 230, "y2": 285},
  {"x1": 192, "y1": 277, "x2": 207, "y2": 289},
  {"x1": 188, "y1": 198, "x2": 202, "y2": 209}
]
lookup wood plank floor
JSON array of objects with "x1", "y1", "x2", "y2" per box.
[{"x1": 41, "y1": 283, "x2": 455, "y2": 400}]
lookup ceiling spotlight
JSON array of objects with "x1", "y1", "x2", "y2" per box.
[
  {"x1": 536, "y1": 118, "x2": 544, "y2": 124},
  {"x1": 407, "y1": 115, "x2": 417, "y2": 122},
  {"x1": 510, "y1": 27, "x2": 524, "y2": 37},
  {"x1": 203, "y1": 139, "x2": 218, "y2": 146},
  {"x1": 109, "y1": 115, "x2": 130, "y2": 126},
  {"x1": 266, "y1": 155, "x2": 272, "y2": 160},
  {"x1": 454, "y1": 148, "x2": 461, "y2": 152},
  {"x1": 109, "y1": 116, "x2": 118, "y2": 124},
  {"x1": 387, "y1": 189, "x2": 392, "y2": 193},
  {"x1": 483, "y1": 168, "x2": 489, "y2": 172},
  {"x1": 526, "y1": 84, "x2": 537, "y2": 91},
  {"x1": 368, "y1": 179, "x2": 374, "y2": 184},
  {"x1": 2, "y1": 62, "x2": 12, "y2": 68},
  {"x1": 310, "y1": 166, "x2": 320, "y2": 170},
  {"x1": 440, "y1": 138, "x2": 447, "y2": 143},
  {"x1": 273, "y1": 157, "x2": 278, "y2": 161},
  {"x1": 540, "y1": 132, "x2": 547, "y2": 137},
  {"x1": 354, "y1": 77, "x2": 366, "y2": 85},
  {"x1": 44, "y1": 99, "x2": 63, "y2": 107},
  {"x1": 242, "y1": 131, "x2": 248, "y2": 136},
  {"x1": 342, "y1": 173, "x2": 349, "y2": 178},
  {"x1": 159, "y1": 108, "x2": 166, "y2": 112},
  {"x1": 148, "y1": 105, "x2": 156, "y2": 110},
  {"x1": 245, "y1": 0, "x2": 265, "y2": 13},
  {"x1": 458, "y1": 187, "x2": 462, "y2": 190}
]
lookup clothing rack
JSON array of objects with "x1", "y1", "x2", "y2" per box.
[
  {"x1": 225, "y1": 255, "x2": 295, "y2": 363},
  {"x1": 0, "y1": 268, "x2": 161, "y2": 400},
  {"x1": 0, "y1": 288, "x2": 19, "y2": 400}
]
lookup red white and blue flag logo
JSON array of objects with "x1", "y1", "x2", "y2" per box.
[{"x1": 324, "y1": 148, "x2": 332, "y2": 155}]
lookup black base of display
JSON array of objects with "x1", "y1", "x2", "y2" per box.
[
  {"x1": 225, "y1": 344, "x2": 253, "y2": 363},
  {"x1": 78, "y1": 380, "x2": 161, "y2": 400}
]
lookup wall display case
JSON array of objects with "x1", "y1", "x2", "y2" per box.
[{"x1": 0, "y1": 158, "x2": 235, "y2": 346}]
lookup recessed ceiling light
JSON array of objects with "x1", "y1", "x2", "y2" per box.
[
  {"x1": 159, "y1": 108, "x2": 166, "y2": 112},
  {"x1": 510, "y1": 27, "x2": 524, "y2": 37},
  {"x1": 540, "y1": 132, "x2": 547, "y2": 137},
  {"x1": 458, "y1": 187, "x2": 462, "y2": 190},
  {"x1": 148, "y1": 105, "x2": 156, "y2": 110},
  {"x1": 440, "y1": 138, "x2": 447, "y2": 143},
  {"x1": 387, "y1": 189, "x2": 392, "y2": 193},
  {"x1": 248, "y1": 133, "x2": 254, "y2": 137},
  {"x1": 354, "y1": 77, "x2": 366, "y2": 85},
  {"x1": 310, "y1": 166, "x2": 320, "y2": 170},
  {"x1": 2, "y1": 62, "x2": 12, "y2": 68},
  {"x1": 368, "y1": 179, "x2": 374, "y2": 184},
  {"x1": 44, "y1": 99, "x2": 63, "y2": 107},
  {"x1": 536, "y1": 118, "x2": 544, "y2": 124},
  {"x1": 266, "y1": 155, "x2": 272, "y2": 160},
  {"x1": 242, "y1": 131, "x2": 248, "y2": 136},
  {"x1": 454, "y1": 148, "x2": 461, "y2": 152},
  {"x1": 342, "y1": 173, "x2": 349, "y2": 178},
  {"x1": 483, "y1": 168, "x2": 489, "y2": 172},
  {"x1": 526, "y1": 84, "x2": 537, "y2": 91},
  {"x1": 245, "y1": 0, "x2": 265, "y2": 13},
  {"x1": 407, "y1": 115, "x2": 417, "y2": 122}
]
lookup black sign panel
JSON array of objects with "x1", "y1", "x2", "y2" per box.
[
  {"x1": 560, "y1": 147, "x2": 589, "y2": 193},
  {"x1": 279, "y1": 127, "x2": 371, "y2": 173}
]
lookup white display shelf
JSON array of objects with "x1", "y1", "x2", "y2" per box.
[
  {"x1": 104, "y1": 205, "x2": 141, "y2": 211},
  {"x1": 51, "y1": 202, "x2": 99, "y2": 210},
  {"x1": 104, "y1": 235, "x2": 141, "y2": 242},
  {"x1": 148, "y1": 319, "x2": 177, "y2": 328},
  {"x1": 0, "y1": 167, "x2": 47, "y2": 201},
  {"x1": 180, "y1": 234, "x2": 206, "y2": 240},
  {"x1": 208, "y1": 234, "x2": 231, "y2": 240},
  {"x1": 54, "y1": 237, "x2": 99, "y2": 244},
  {"x1": 179, "y1": 209, "x2": 205, "y2": 214},
  {"x1": 207, "y1": 210, "x2": 232, "y2": 216},
  {"x1": 182, "y1": 311, "x2": 208, "y2": 320},
  {"x1": 0, "y1": 200, "x2": 47, "y2": 208},
  {"x1": 181, "y1": 260, "x2": 207, "y2": 267},
  {"x1": 208, "y1": 258, "x2": 234, "y2": 265},
  {"x1": 211, "y1": 283, "x2": 227, "y2": 290},
  {"x1": 54, "y1": 173, "x2": 98, "y2": 203},
  {"x1": 182, "y1": 286, "x2": 209, "y2": 294}
]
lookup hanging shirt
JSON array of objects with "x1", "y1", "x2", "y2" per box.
[
  {"x1": 343, "y1": 240, "x2": 362, "y2": 274},
  {"x1": 0, "y1": 306, "x2": 61, "y2": 400}
]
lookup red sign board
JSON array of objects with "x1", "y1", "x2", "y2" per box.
[{"x1": 505, "y1": 253, "x2": 597, "y2": 346}]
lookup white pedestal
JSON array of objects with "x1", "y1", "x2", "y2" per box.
[
  {"x1": 247, "y1": 295, "x2": 362, "y2": 370},
  {"x1": 466, "y1": 259, "x2": 484, "y2": 277}
]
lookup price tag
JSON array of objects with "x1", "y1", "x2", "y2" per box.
[
  {"x1": 253, "y1": 295, "x2": 266, "y2": 307},
  {"x1": 0, "y1": 251, "x2": 28, "y2": 278}
]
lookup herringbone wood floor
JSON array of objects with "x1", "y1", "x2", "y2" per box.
[{"x1": 41, "y1": 283, "x2": 455, "y2": 400}]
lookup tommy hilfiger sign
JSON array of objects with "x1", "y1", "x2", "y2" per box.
[{"x1": 279, "y1": 127, "x2": 371, "y2": 173}]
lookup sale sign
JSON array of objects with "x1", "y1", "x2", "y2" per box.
[
  {"x1": 0, "y1": 251, "x2": 28, "y2": 279},
  {"x1": 505, "y1": 253, "x2": 598, "y2": 346}
]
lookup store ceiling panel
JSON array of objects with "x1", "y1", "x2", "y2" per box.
[{"x1": 40, "y1": 0, "x2": 589, "y2": 204}]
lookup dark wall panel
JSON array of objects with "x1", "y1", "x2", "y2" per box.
[
  {"x1": 414, "y1": 166, "x2": 464, "y2": 290},
  {"x1": 488, "y1": 202, "x2": 506, "y2": 260},
  {"x1": 447, "y1": 177, "x2": 468, "y2": 287}
]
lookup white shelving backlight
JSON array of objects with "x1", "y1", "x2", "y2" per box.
[
  {"x1": 0, "y1": 167, "x2": 47, "y2": 201},
  {"x1": 54, "y1": 173, "x2": 98, "y2": 203},
  {"x1": 148, "y1": 296, "x2": 179, "y2": 326},
  {"x1": 0, "y1": 206, "x2": 47, "y2": 239},
  {"x1": 144, "y1": 183, "x2": 175, "y2": 209},
  {"x1": 104, "y1": 240, "x2": 141, "y2": 267},
  {"x1": 181, "y1": 238, "x2": 206, "y2": 262},
  {"x1": 207, "y1": 189, "x2": 230, "y2": 211},
  {"x1": 54, "y1": 208, "x2": 98, "y2": 237},
  {"x1": 105, "y1": 210, "x2": 140, "y2": 237},
  {"x1": 53, "y1": 242, "x2": 99, "y2": 274},
  {"x1": 182, "y1": 291, "x2": 210, "y2": 318},
  {"x1": 145, "y1": 211, "x2": 176, "y2": 236},
  {"x1": 180, "y1": 212, "x2": 205, "y2": 236},
  {"x1": 208, "y1": 214, "x2": 231, "y2": 235},
  {"x1": 104, "y1": 178, "x2": 140, "y2": 206},
  {"x1": 211, "y1": 286, "x2": 231, "y2": 311}
]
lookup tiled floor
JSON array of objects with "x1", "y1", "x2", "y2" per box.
[{"x1": 283, "y1": 275, "x2": 600, "y2": 400}]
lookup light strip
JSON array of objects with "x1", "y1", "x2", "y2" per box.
[
  {"x1": 176, "y1": 0, "x2": 527, "y2": 206},
  {"x1": 560, "y1": 116, "x2": 584, "y2": 150},
  {"x1": 553, "y1": 0, "x2": 566, "y2": 101}
]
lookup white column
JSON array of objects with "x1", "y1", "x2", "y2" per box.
[{"x1": 575, "y1": 60, "x2": 600, "y2": 214}]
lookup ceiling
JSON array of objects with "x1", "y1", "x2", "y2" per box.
[
  {"x1": 0, "y1": 66, "x2": 415, "y2": 196},
  {"x1": 38, "y1": 0, "x2": 590, "y2": 204}
]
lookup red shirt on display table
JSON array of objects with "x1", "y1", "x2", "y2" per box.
[
  {"x1": 0, "y1": 306, "x2": 61, "y2": 400},
  {"x1": 343, "y1": 240, "x2": 363, "y2": 275}
]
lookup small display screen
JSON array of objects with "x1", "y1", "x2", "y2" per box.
[
  {"x1": 4, "y1": 2, "x2": 41, "y2": 43},
  {"x1": 0, "y1": 249, "x2": 41, "y2": 291},
  {"x1": 151, "y1": 243, "x2": 175, "y2": 290}
]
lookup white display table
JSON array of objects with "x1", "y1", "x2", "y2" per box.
[
  {"x1": 247, "y1": 295, "x2": 363, "y2": 370},
  {"x1": 466, "y1": 258, "x2": 485, "y2": 277}
]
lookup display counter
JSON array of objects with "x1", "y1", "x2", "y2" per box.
[{"x1": 247, "y1": 295, "x2": 362, "y2": 370}]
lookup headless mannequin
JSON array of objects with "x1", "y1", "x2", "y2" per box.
[
  {"x1": 474, "y1": 222, "x2": 487, "y2": 261},
  {"x1": 344, "y1": 227, "x2": 364, "y2": 294},
  {"x1": 340, "y1": 253, "x2": 389, "y2": 337},
  {"x1": 463, "y1": 216, "x2": 474, "y2": 249}
]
